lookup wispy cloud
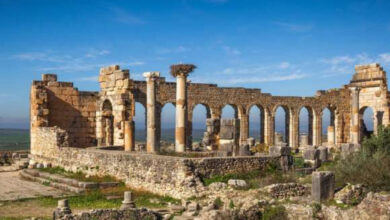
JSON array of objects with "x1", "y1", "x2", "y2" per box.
[
  {"x1": 222, "y1": 46, "x2": 241, "y2": 55},
  {"x1": 278, "y1": 62, "x2": 290, "y2": 69},
  {"x1": 274, "y1": 21, "x2": 313, "y2": 32},
  {"x1": 39, "y1": 61, "x2": 144, "y2": 73},
  {"x1": 85, "y1": 50, "x2": 110, "y2": 58},
  {"x1": 191, "y1": 61, "x2": 305, "y2": 85},
  {"x1": 14, "y1": 50, "x2": 144, "y2": 73},
  {"x1": 155, "y1": 46, "x2": 190, "y2": 54},
  {"x1": 319, "y1": 53, "x2": 382, "y2": 77},
  {"x1": 224, "y1": 73, "x2": 306, "y2": 84},
  {"x1": 111, "y1": 8, "x2": 144, "y2": 25},
  {"x1": 13, "y1": 52, "x2": 73, "y2": 63}
]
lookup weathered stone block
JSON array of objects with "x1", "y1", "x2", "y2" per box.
[
  {"x1": 227, "y1": 179, "x2": 248, "y2": 189},
  {"x1": 269, "y1": 146, "x2": 291, "y2": 156},
  {"x1": 239, "y1": 144, "x2": 251, "y2": 156},
  {"x1": 312, "y1": 171, "x2": 335, "y2": 202},
  {"x1": 247, "y1": 137, "x2": 255, "y2": 147},
  {"x1": 303, "y1": 147, "x2": 319, "y2": 160},
  {"x1": 341, "y1": 143, "x2": 361, "y2": 158},
  {"x1": 318, "y1": 146, "x2": 328, "y2": 162},
  {"x1": 42, "y1": 74, "x2": 57, "y2": 82}
]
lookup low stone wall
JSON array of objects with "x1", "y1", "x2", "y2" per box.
[
  {"x1": 57, "y1": 208, "x2": 160, "y2": 220},
  {"x1": 31, "y1": 127, "x2": 280, "y2": 199},
  {"x1": 263, "y1": 183, "x2": 308, "y2": 199},
  {"x1": 193, "y1": 156, "x2": 279, "y2": 178}
]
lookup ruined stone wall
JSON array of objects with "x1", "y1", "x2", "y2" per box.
[
  {"x1": 30, "y1": 127, "x2": 280, "y2": 198},
  {"x1": 30, "y1": 74, "x2": 98, "y2": 148},
  {"x1": 131, "y1": 77, "x2": 352, "y2": 147}
]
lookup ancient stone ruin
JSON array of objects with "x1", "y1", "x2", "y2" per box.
[{"x1": 29, "y1": 63, "x2": 390, "y2": 198}]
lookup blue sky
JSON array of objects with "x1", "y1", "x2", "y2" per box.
[{"x1": 0, "y1": 0, "x2": 387, "y2": 129}]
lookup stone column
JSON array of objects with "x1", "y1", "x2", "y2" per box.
[
  {"x1": 327, "y1": 125, "x2": 335, "y2": 147},
  {"x1": 290, "y1": 112, "x2": 299, "y2": 148},
  {"x1": 124, "y1": 120, "x2": 135, "y2": 151},
  {"x1": 171, "y1": 64, "x2": 195, "y2": 152},
  {"x1": 350, "y1": 88, "x2": 360, "y2": 144},
  {"x1": 313, "y1": 114, "x2": 322, "y2": 146},
  {"x1": 239, "y1": 111, "x2": 249, "y2": 145},
  {"x1": 264, "y1": 110, "x2": 274, "y2": 146},
  {"x1": 144, "y1": 71, "x2": 160, "y2": 153}
]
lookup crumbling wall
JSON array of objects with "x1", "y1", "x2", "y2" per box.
[
  {"x1": 30, "y1": 74, "x2": 98, "y2": 148},
  {"x1": 30, "y1": 127, "x2": 280, "y2": 198}
]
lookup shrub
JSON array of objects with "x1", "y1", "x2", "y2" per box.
[
  {"x1": 262, "y1": 205, "x2": 288, "y2": 220},
  {"x1": 332, "y1": 126, "x2": 390, "y2": 191}
]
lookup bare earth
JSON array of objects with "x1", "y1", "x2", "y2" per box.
[{"x1": 0, "y1": 171, "x2": 66, "y2": 201}]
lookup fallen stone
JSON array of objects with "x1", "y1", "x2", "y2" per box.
[{"x1": 227, "y1": 179, "x2": 248, "y2": 189}]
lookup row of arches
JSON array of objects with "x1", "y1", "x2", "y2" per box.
[{"x1": 131, "y1": 102, "x2": 375, "y2": 146}]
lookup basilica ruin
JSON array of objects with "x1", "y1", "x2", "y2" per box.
[{"x1": 29, "y1": 63, "x2": 390, "y2": 198}]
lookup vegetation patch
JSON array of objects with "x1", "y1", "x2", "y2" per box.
[
  {"x1": 37, "y1": 166, "x2": 118, "y2": 183},
  {"x1": 203, "y1": 161, "x2": 307, "y2": 189},
  {"x1": 262, "y1": 205, "x2": 288, "y2": 220},
  {"x1": 319, "y1": 126, "x2": 390, "y2": 192}
]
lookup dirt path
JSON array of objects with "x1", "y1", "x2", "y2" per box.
[{"x1": 0, "y1": 171, "x2": 67, "y2": 201}]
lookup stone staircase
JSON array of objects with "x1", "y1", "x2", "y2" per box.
[{"x1": 19, "y1": 169, "x2": 119, "y2": 193}]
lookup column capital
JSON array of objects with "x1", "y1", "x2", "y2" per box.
[
  {"x1": 143, "y1": 71, "x2": 160, "y2": 80},
  {"x1": 170, "y1": 64, "x2": 196, "y2": 78}
]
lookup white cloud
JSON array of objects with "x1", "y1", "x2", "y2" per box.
[
  {"x1": 278, "y1": 62, "x2": 290, "y2": 69},
  {"x1": 85, "y1": 50, "x2": 111, "y2": 58},
  {"x1": 274, "y1": 22, "x2": 313, "y2": 32},
  {"x1": 319, "y1": 53, "x2": 385, "y2": 76},
  {"x1": 224, "y1": 74, "x2": 306, "y2": 84},
  {"x1": 379, "y1": 53, "x2": 390, "y2": 64},
  {"x1": 222, "y1": 46, "x2": 241, "y2": 55},
  {"x1": 14, "y1": 50, "x2": 143, "y2": 73},
  {"x1": 40, "y1": 61, "x2": 144, "y2": 73}
]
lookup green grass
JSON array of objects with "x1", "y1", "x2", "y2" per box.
[
  {"x1": 262, "y1": 205, "x2": 288, "y2": 220},
  {"x1": 38, "y1": 166, "x2": 118, "y2": 183},
  {"x1": 11, "y1": 186, "x2": 180, "y2": 210},
  {"x1": 203, "y1": 161, "x2": 305, "y2": 189}
]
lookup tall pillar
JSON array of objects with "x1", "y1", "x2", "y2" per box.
[
  {"x1": 350, "y1": 88, "x2": 360, "y2": 144},
  {"x1": 171, "y1": 64, "x2": 196, "y2": 152},
  {"x1": 313, "y1": 114, "x2": 322, "y2": 146},
  {"x1": 327, "y1": 125, "x2": 335, "y2": 147},
  {"x1": 144, "y1": 71, "x2": 160, "y2": 153},
  {"x1": 124, "y1": 120, "x2": 135, "y2": 151},
  {"x1": 290, "y1": 113, "x2": 299, "y2": 149},
  {"x1": 239, "y1": 111, "x2": 249, "y2": 144},
  {"x1": 264, "y1": 110, "x2": 274, "y2": 146}
]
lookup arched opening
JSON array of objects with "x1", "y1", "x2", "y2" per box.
[
  {"x1": 274, "y1": 106, "x2": 289, "y2": 145},
  {"x1": 192, "y1": 104, "x2": 210, "y2": 146},
  {"x1": 221, "y1": 104, "x2": 238, "y2": 119},
  {"x1": 298, "y1": 107, "x2": 313, "y2": 147},
  {"x1": 321, "y1": 107, "x2": 335, "y2": 146},
  {"x1": 102, "y1": 100, "x2": 114, "y2": 146},
  {"x1": 249, "y1": 105, "x2": 263, "y2": 143},
  {"x1": 161, "y1": 103, "x2": 176, "y2": 145},
  {"x1": 359, "y1": 106, "x2": 374, "y2": 141},
  {"x1": 134, "y1": 102, "x2": 146, "y2": 144}
]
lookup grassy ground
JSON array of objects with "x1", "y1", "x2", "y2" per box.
[
  {"x1": 37, "y1": 166, "x2": 118, "y2": 183},
  {"x1": 0, "y1": 168, "x2": 180, "y2": 219},
  {"x1": 203, "y1": 162, "x2": 308, "y2": 189}
]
